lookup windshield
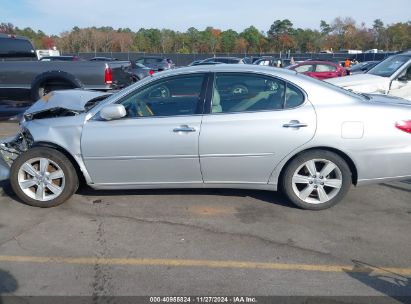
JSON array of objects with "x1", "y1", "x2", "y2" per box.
[{"x1": 367, "y1": 55, "x2": 411, "y2": 77}]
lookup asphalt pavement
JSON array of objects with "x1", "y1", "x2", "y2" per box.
[{"x1": 0, "y1": 122, "x2": 410, "y2": 301}]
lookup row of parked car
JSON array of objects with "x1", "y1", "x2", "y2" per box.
[
  {"x1": 187, "y1": 56, "x2": 380, "y2": 79},
  {"x1": 35, "y1": 51, "x2": 383, "y2": 85},
  {"x1": 182, "y1": 53, "x2": 411, "y2": 101},
  {"x1": 39, "y1": 54, "x2": 174, "y2": 81},
  {"x1": 1, "y1": 33, "x2": 411, "y2": 107}
]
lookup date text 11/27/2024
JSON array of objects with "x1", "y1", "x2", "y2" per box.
[{"x1": 149, "y1": 297, "x2": 257, "y2": 303}]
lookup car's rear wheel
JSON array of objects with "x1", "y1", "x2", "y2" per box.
[
  {"x1": 282, "y1": 150, "x2": 352, "y2": 210},
  {"x1": 10, "y1": 147, "x2": 78, "y2": 207}
]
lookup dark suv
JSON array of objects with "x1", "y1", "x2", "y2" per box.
[{"x1": 135, "y1": 56, "x2": 175, "y2": 71}]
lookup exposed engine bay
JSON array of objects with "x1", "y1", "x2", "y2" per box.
[{"x1": 0, "y1": 129, "x2": 33, "y2": 165}]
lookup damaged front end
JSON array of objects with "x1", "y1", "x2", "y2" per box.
[
  {"x1": 0, "y1": 129, "x2": 34, "y2": 181},
  {"x1": 0, "y1": 129, "x2": 33, "y2": 165},
  {"x1": 0, "y1": 89, "x2": 111, "y2": 182}
]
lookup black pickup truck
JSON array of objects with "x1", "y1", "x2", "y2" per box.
[{"x1": 0, "y1": 34, "x2": 132, "y2": 118}]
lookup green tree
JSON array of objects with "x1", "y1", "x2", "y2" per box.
[
  {"x1": 294, "y1": 28, "x2": 321, "y2": 52},
  {"x1": 267, "y1": 19, "x2": 295, "y2": 51},
  {"x1": 220, "y1": 29, "x2": 238, "y2": 53},
  {"x1": 372, "y1": 19, "x2": 386, "y2": 49},
  {"x1": 320, "y1": 20, "x2": 331, "y2": 35},
  {"x1": 386, "y1": 22, "x2": 411, "y2": 50},
  {"x1": 240, "y1": 26, "x2": 261, "y2": 52},
  {"x1": 186, "y1": 27, "x2": 200, "y2": 53}
]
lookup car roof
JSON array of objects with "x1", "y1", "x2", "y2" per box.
[{"x1": 299, "y1": 60, "x2": 338, "y2": 65}]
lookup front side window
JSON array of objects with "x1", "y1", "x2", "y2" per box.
[
  {"x1": 295, "y1": 64, "x2": 314, "y2": 73},
  {"x1": 210, "y1": 73, "x2": 304, "y2": 114},
  {"x1": 120, "y1": 74, "x2": 205, "y2": 118}
]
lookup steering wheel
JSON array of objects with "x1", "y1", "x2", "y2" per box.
[
  {"x1": 148, "y1": 85, "x2": 171, "y2": 99},
  {"x1": 231, "y1": 84, "x2": 248, "y2": 96}
]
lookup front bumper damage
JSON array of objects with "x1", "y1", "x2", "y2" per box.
[{"x1": 0, "y1": 129, "x2": 33, "y2": 181}]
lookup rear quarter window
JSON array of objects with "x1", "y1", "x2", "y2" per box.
[{"x1": 284, "y1": 83, "x2": 305, "y2": 108}]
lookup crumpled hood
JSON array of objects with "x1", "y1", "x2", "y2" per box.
[
  {"x1": 25, "y1": 89, "x2": 110, "y2": 115},
  {"x1": 325, "y1": 74, "x2": 390, "y2": 94}
]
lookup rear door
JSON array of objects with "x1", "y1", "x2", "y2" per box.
[
  {"x1": 314, "y1": 64, "x2": 338, "y2": 80},
  {"x1": 199, "y1": 72, "x2": 317, "y2": 184}
]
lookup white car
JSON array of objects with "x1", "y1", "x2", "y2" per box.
[{"x1": 327, "y1": 52, "x2": 411, "y2": 101}]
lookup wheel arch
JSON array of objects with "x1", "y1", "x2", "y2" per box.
[
  {"x1": 277, "y1": 146, "x2": 358, "y2": 188},
  {"x1": 32, "y1": 141, "x2": 87, "y2": 186},
  {"x1": 30, "y1": 71, "x2": 84, "y2": 101}
]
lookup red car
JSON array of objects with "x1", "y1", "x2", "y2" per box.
[{"x1": 288, "y1": 60, "x2": 347, "y2": 80}]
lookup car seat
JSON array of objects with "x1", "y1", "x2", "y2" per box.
[{"x1": 211, "y1": 88, "x2": 222, "y2": 113}]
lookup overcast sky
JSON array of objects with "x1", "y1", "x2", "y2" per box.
[{"x1": 1, "y1": 0, "x2": 410, "y2": 35}]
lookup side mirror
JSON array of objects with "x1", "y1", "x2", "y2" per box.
[
  {"x1": 100, "y1": 104, "x2": 126, "y2": 121},
  {"x1": 397, "y1": 75, "x2": 409, "y2": 82}
]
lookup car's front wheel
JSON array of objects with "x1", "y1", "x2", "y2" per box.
[
  {"x1": 10, "y1": 147, "x2": 79, "y2": 207},
  {"x1": 282, "y1": 150, "x2": 352, "y2": 210}
]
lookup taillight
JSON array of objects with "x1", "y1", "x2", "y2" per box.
[
  {"x1": 149, "y1": 70, "x2": 155, "y2": 76},
  {"x1": 395, "y1": 120, "x2": 411, "y2": 133},
  {"x1": 104, "y1": 64, "x2": 113, "y2": 84}
]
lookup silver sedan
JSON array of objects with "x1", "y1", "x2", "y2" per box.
[{"x1": 1, "y1": 65, "x2": 411, "y2": 210}]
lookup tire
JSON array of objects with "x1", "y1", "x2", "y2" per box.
[
  {"x1": 10, "y1": 147, "x2": 79, "y2": 207},
  {"x1": 30, "y1": 71, "x2": 83, "y2": 101},
  {"x1": 281, "y1": 150, "x2": 352, "y2": 210}
]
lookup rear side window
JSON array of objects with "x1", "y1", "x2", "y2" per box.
[
  {"x1": 284, "y1": 83, "x2": 304, "y2": 108},
  {"x1": 211, "y1": 73, "x2": 305, "y2": 114},
  {"x1": 0, "y1": 37, "x2": 36, "y2": 58},
  {"x1": 316, "y1": 64, "x2": 336, "y2": 72},
  {"x1": 295, "y1": 64, "x2": 314, "y2": 73}
]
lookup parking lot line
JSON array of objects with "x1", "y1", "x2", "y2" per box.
[{"x1": 0, "y1": 255, "x2": 410, "y2": 275}]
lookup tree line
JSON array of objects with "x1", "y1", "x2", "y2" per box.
[{"x1": 1, "y1": 17, "x2": 410, "y2": 54}]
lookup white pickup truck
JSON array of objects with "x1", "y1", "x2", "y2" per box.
[{"x1": 326, "y1": 52, "x2": 411, "y2": 101}]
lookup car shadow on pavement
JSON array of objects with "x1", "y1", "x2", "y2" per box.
[
  {"x1": 77, "y1": 186, "x2": 295, "y2": 209},
  {"x1": 0, "y1": 181, "x2": 15, "y2": 199},
  {"x1": 0, "y1": 269, "x2": 18, "y2": 302},
  {"x1": 382, "y1": 183, "x2": 411, "y2": 193},
  {"x1": 343, "y1": 260, "x2": 411, "y2": 303},
  {"x1": 1, "y1": 179, "x2": 295, "y2": 209}
]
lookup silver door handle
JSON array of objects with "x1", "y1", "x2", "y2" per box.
[
  {"x1": 283, "y1": 121, "x2": 308, "y2": 128},
  {"x1": 173, "y1": 125, "x2": 196, "y2": 133}
]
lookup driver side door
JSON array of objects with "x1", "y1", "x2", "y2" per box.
[{"x1": 81, "y1": 73, "x2": 208, "y2": 186}]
